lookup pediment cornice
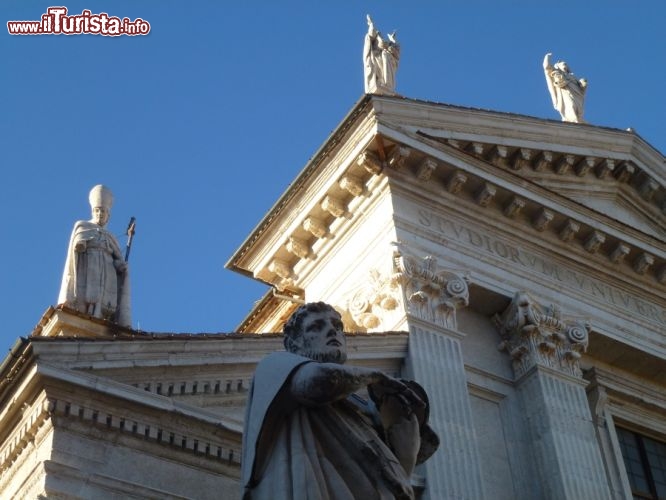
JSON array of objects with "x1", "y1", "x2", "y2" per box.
[
  {"x1": 226, "y1": 96, "x2": 665, "y2": 299},
  {"x1": 370, "y1": 96, "x2": 664, "y2": 185},
  {"x1": 379, "y1": 128, "x2": 665, "y2": 285},
  {"x1": 412, "y1": 131, "x2": 665, "y2": 231}
]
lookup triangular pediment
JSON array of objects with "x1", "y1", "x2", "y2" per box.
[{"x1": 380, "y1": 98, "x2": 663, "y2": 230}]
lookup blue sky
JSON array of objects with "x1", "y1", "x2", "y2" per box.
[{"x1": 2, "y1": 2, "x2": 664, "y2": 347}]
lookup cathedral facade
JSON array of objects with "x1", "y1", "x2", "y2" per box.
[{"x1": 1, "y1": 95, "x2": 665, "y2": 499}]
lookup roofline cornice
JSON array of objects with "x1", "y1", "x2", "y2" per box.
[{"x1": 225, "y1": 94, "x2": 374, "y2": 272}]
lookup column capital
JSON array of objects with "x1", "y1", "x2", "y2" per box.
[
  {"x1": 494, "y1": 291, "x2": 589, "y2": 379},
  {"x1": 393, "y1": 246, "x2": 469, "y2": 330}
]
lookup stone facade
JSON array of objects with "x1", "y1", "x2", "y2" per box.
[
  {"x1": 2, "y1": 96, "x2": 665, "y2": 499},
  {"x1": 228, "y1": 95, "x2": 665, "y2": 500}
]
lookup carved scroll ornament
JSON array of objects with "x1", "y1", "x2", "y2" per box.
[
  {"x1": 393, "y1": 250, "x2": 469, "y2": 330},
  {"x1": 347, "y1": 269, "x2": 401, "y2": 330}
]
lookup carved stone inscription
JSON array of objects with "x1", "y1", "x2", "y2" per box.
[{"x1": 414, "y1": 207, "x2": 666, "y2": 327}]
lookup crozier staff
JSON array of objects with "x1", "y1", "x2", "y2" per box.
[{"x1": 124, "y1": 216, "x2": 136, "y2": 262}]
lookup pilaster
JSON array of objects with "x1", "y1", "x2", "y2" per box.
[
  {"x1": 495, "y1": 292, "x2": 611, "y2": 499},
  {"x1": 396, "y1": 248, "x2": 486, "y2": 500}
]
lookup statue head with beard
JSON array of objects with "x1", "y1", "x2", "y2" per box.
[{"x1": 283, "y1": 302, "x2": 347, "y2": 364}]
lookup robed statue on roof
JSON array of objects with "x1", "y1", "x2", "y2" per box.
[
  {"x1": 58, "y1": 185, "x2": 131, "y2": 327},
  {"x1": 364, "y1": 15, "x2": 400, "y2": 95}
]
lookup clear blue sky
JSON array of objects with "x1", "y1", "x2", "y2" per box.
[{"x1": 2, "y1": 2, "x2": 664, "y2": 347}]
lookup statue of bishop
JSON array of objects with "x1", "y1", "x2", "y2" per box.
[{"x1": 58, "y1": 185, "x2": 131, "y2": 327}]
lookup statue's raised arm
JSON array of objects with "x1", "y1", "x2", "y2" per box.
[
  {"x1": 366, "y1": 14, "x2": 376, "y2": 36},
  {"x1": 543, "y1": 52, "x2": 557, "y2": 108}
]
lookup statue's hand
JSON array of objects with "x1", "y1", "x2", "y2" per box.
[
  {"x1": 368, "y1": 376, "x2": 425, "y2": 413},
  {"x1": 114, "y1": 260, "x2": 128, "y2": 273},
  {"x1": 74, "y1": 241, "x2": 86, "y2": 252}
]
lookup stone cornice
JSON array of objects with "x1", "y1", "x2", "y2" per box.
[
  {"x1": 586, "y1": 367, "x2": 666, "y2": 439},
  {"x1": 585, "y1": 366, "x2": 666, "y2": 416},
  {"x1": 0, "y1": 339, "x2": 32, "y2": 410},
  {"x1": 0, "y1": 391, "x2": 241, "y2": 485},
  {"x1": 30, "y1": 335, "x2": 284, "y2": 368},
  {"x1": 282, "y1": 175, "x2": 391, "y2": 295},
  {"x1": 256, "y1": 131, "x2": 383, "y2": 293},
  {"x1": 378, "y1": 127, "x2": 665, "y2": 288},
  {"x1": 0, "y1": 393, "x2": 51, "y2": 480},
  {"x1": 38, "y1": 363, "x2": 241, "y2": 432},
  {"x1": 390, "y1": 127, "x2": 665, "y2": 249},
  {"x1": 419, "y1": 132, "x2": 665, "y2": 232},
  {"x1": 0, "y1": 361, "x2": 244, "y2": 480},
  {"x1": 234, "y1": 291, "x2": 300, "y2": 333},
  {"x1": 226, "y1": 95, "x2": 375, "y2": 280},
  {"x1": 29, "y1": 332, "x2": 409, "y2": 369}
]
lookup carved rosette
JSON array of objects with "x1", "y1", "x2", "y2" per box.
[
  {"x1": 494, "y1": 291, "x2": 589, "y2": 379},
  {"x1": 344, "y1": 269, "x2": 402, "y2": 331},
  {"x1": 393, "y1": 249, "x2": 470, "y2": 330}
]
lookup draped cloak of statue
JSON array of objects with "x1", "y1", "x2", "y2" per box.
[
  {"x1": 363, "y1": 29, "x2": 383, "y2": 93},
  {"x1": 58, "y1": 219, "x2": 131, "y2": 327},
  {"x1": 242, "y1": 351, "x2": 432, "y2": 500},
  {"x1": 379, "y1": 38, "x2": 400, "y2": 92}
]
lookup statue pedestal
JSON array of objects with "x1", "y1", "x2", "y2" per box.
[
  {"x1": 366, "y1": 86, "x2": 399, "y2": 97},
  {"x1": 33, "y1": 306, "x2": 135, "y2": 339}
]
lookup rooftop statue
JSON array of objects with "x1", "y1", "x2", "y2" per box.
[
  {"x1": 363, "y1": 15, "x2": 400, "y2": 95},
  {"x1": 241, "y1": 302, "x2": 439, "y2": 500},
  {"x1": 543, "y1": 52, "x2": 588, "y2": 123},
  {"x1": 58, "y1": 185, "x2": 131, "y2": 327}
]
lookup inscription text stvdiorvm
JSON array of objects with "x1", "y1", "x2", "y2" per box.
[{"x1": 416, "y1": 208, "x2": 666, "y2": 327}]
